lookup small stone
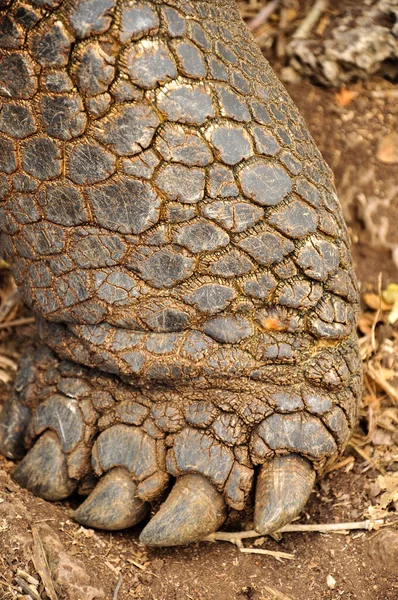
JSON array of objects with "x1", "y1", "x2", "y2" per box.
[
  {"x1": 326, "y1": 575, "x2": 336, "y2": 590},
  {"x1": 377, "y1": 133, "x2": 398, "y2": 164}
]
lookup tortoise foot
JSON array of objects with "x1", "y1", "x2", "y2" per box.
[{"x1": 0, "y1": 343, "x2": 357, "y2": 546}]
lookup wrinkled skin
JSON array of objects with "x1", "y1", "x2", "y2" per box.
[{"x1": 0, "y1": 0, "x2": 362, "y2": 546}]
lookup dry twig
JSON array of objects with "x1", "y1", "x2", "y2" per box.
[
  {"x1": 0, "y1": 316, "x2": 35, "y2": 330},
  {"x1": 368, "y1": 363, "x2": 398, "y2": 404},
  {"x1": 113, "y1": 574, "x2": 123, "y2": 600},
  {"x1": 262, "y1": 586, "x2": 295, "y2": 600},
  {"x1": 31, "y1": 525, "x2": 58, "y2": 600},
  {"x1": 247, "y1": 0, "x2": 280, "y2": 31},
  {"x1": 205, "y1": 518, "x2": 386, "y2": 551},
  {"x1": 293, "y1": 0, "x2": 328, "y2": 39},
  {"x1": 14, "y1": 576, "x2": 42, "y2": 600},
  {"x1": 240, "y1": 547, "x2": 295, "y2": 560}
]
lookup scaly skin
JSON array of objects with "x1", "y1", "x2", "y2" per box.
[{"x1": 0, "y1": 0, "x2": 362, "y2": 545}]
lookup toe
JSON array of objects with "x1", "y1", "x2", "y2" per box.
[
  {"x1": 0, "y1": 394, "x2": 31, "y2": 460},
  {"x1": 140, "y1": 473, "x2": 226, "y2": 547},
  {"x1": 254, "y1": 453, "x2": 315, "y2": 534},
  {"x1": 13, "y1": 430, "x2": 77, "y2": 501},
  {"x1": 73, "y1": 467, "x2": 148, "y2": 530}
]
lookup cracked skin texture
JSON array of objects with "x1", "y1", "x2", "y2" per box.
[{"x1": 0, "y1": 0, "x2": 361, "y2": 542}]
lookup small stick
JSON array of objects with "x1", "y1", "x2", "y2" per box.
[
  {"x1": 324, "y1": 456, "x2": 355, "y2": 473},
  {"x1": 14, "y1": 576, "x2": 42, "y2": 600},
  {"x1": 16, "y1": 569, "x2": 40, "y2": 587},
  {"x1": 129, "y1": 558, "x2": 146, "y2": 571},
  {"x1": 240, "y1": 548, "x2": 295, "y2": 560},
  {"x1": 0, "y1": 290, "x2": 20, "y2": 323},
  {"x1": 349, "y1": 442, "x2": 383, "y2": 474},
  {"x1": 248, "y1": 0, "x2": 280, "y2": 32},
  {"x1": 113, "y1": 574, "x2": 123, "y2": 600},
  {"x1": 371, "y1": 90, "x2": 398, "y2": 99},
  {"x1": 371, "y1": 272, "x2": 383, "y2": 352},
  {"x1": 31, "y1": 525, "x2": 58, "y2": 600},
  {"x1": 0, "y1": 316, "x2": 35, "y2": 330},
  {"x1": 205, "y1": 519, "x2": 385, "y2": 545},
  {"x1": 367, "y1": 363, "x2": 398, "y2": 404},
  {"x1": 105, "y1": 560, "x2": 120, "y2": 576},
  {"x1": 292, "y1": 0, "x2": 328, "y2": 39},
  {"x1": 263, "y1": 585, "x2": 294, "y2": 600}
]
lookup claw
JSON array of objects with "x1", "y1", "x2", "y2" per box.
[
  {"x1": 73, "y1": 468, "x2": 148, "y2": 530},
  {"x1": 140, "y1": 473, "x2": 227, "y2": 547},
  {"x1": 0, "y1": 394, "x2": 31, "y2": 459},
  {"x1": 254, "y1": 454, "x2": 315, "y2": 534},
  {"x1": 13, "y1": 430, "x2": 77, "y2": 501}
]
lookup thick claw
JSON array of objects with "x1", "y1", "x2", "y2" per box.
[
  {"x1": 140, "y1": 473, "x2": 226, "y2": 547},
  {"x1": 0, "y1": 394, "x2": 31, "y2": 459},
  {"x1": 73, "y1": 468, "x2": 148, "y2": 530},
  {"x1": 254, "y1": 454, "x2": 315, "y2": 534},
  {"x1": 13, "y1": 430, "x2": 77, "y2": 501}
]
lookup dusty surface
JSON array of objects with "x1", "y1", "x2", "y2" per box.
[{"x1": 0, "y1": 3, "x2": 398, "y2": 600}]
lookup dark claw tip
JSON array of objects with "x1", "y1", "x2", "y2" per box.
[
  {"x1": 73, "y1": 467, "x2": 148, "y2": 530},
  {"x1": 254, "y1": 453, "x2": 315, "y2": 535},
  {"x1": 13, "y1": 430, "x2": 77, "y2": 501},
  {"x1": 140, "y1": 473, "x2": 227, "y2": 547}
]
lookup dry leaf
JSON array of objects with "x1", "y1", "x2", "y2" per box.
[
  {"x1": 377, "y1": 474, "x2": 398, "y2": 509},
  {"x1": 358, "y1": 312, "x2": 376, "y2": 335},
  {"x1": 336, "y1": 88, "x2": 359, "y2": 107},
  {"x1": 382, "y1": 284, "x2": 398, "y2": 324},
  {"x1": 363, "y1": 293, "x2": 392, "y2": 311},
  {"x1": 365, "y1": 504, "x2": 389, "y2": 520}
]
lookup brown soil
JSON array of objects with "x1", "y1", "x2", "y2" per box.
[{"x1": 1, "y1": 4, "x2": 397, "y2": 600}]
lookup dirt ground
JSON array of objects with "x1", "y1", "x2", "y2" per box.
[{"x1": 0, "y1": 2, "x2": 398, "y2": 600}]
